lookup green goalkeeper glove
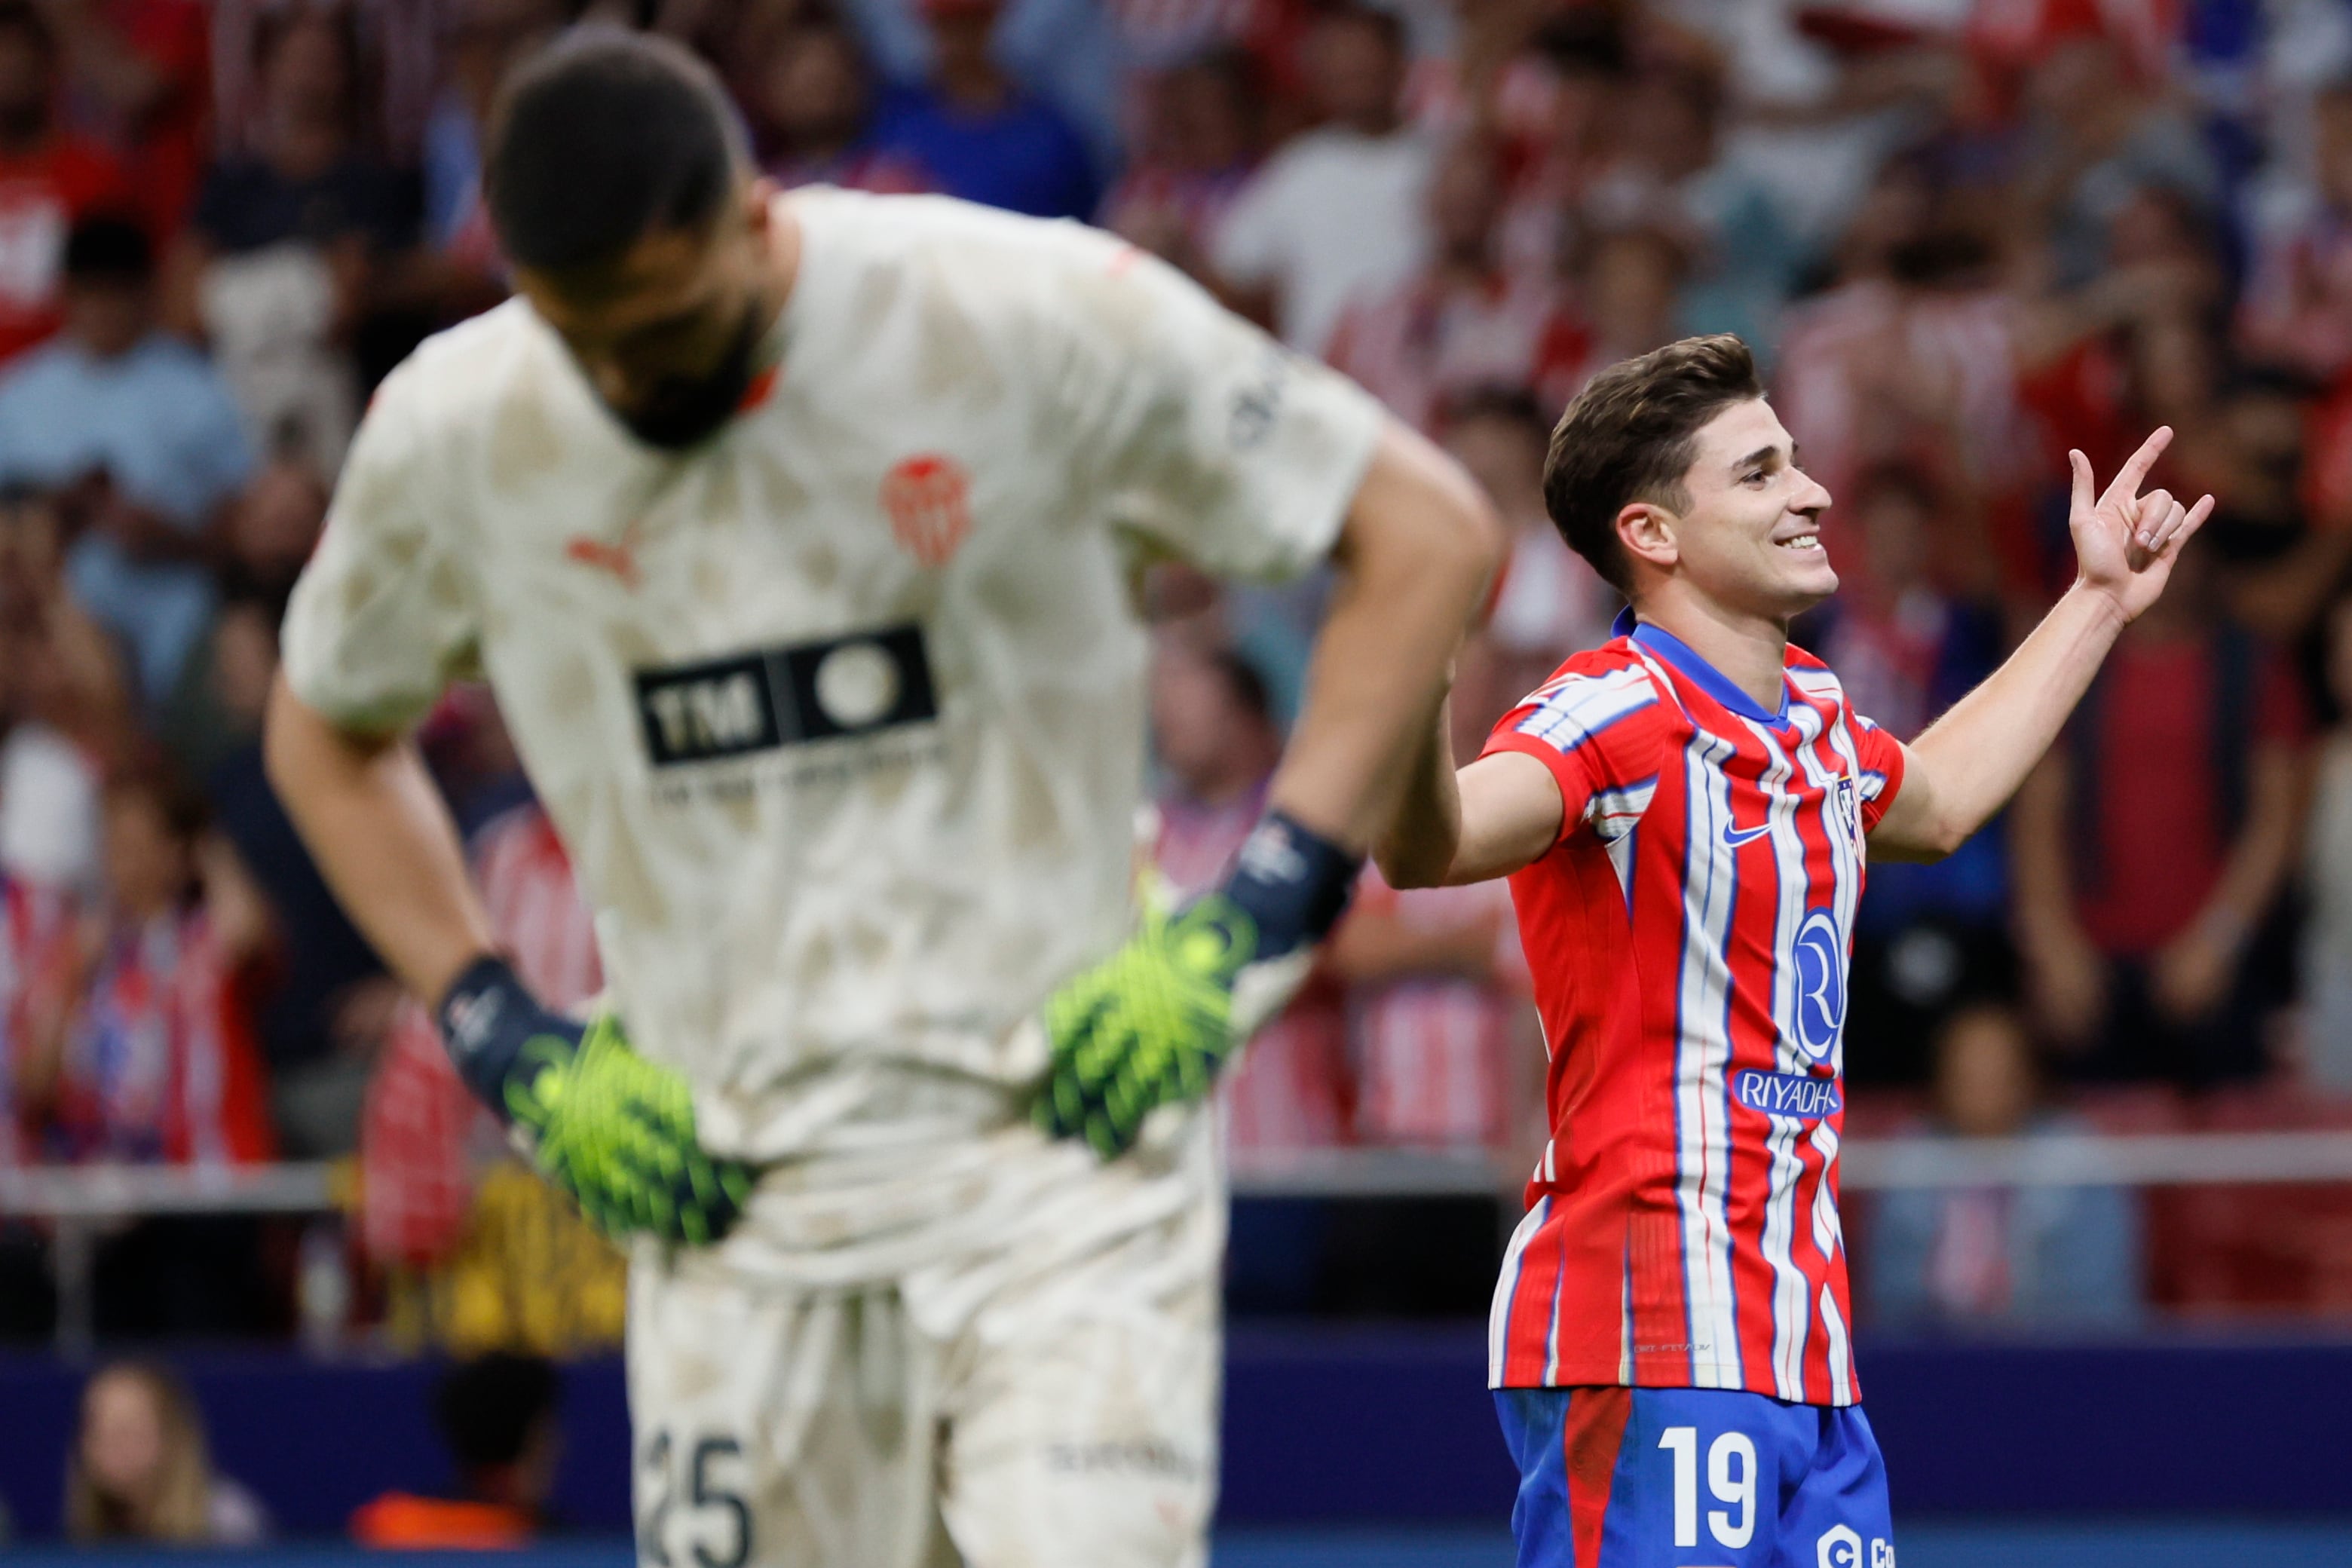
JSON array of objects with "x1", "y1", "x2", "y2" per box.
[
  {"x1": 438, "y1": 956, "x2": 753, "y2": 1245},
  {"x1": 1035, "y1": 810, "x2": 1360, "y2": 1158}
]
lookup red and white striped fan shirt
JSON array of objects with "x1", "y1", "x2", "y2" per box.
[
  {"x1": 1480, "y1": 613, "x2": 1906, "y2": 1406},
  {"x1": 0, "y1": 874, "x2": 67, "y2": 1168},
  {"x1": 1348, "y1": 868, "x2": 1527, "y2": 1150}
]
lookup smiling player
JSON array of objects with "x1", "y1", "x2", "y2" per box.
[{"x1": 1377, "y1": 335, "x2": 2209, "y2": 1567}]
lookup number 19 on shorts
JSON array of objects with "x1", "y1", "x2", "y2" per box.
[{"x1": 1659, "y1": 1426, "x2": 1756, "y2": 1551}]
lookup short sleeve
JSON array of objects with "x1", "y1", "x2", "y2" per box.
[
  {"x1": 1479, "y1": 662, "x2": 1671, "y2": 848},
  {"x1": 280, "y1": 367, "x2": 477, "y2": 735},
  {"x1": 1848, "y1": 712, "x2": 1907, "y2": 831},
  {"x1": 1050, "y1": 230, "x2": 1383, "y2": 580}
]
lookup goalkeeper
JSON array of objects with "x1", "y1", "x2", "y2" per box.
[{"x1": 265, "y1": 29, "x2": 1498, "y2": 1568}]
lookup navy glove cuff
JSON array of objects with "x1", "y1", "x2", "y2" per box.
[
  {"x1": 436, "y1": 953, "x2": 572, "y2": 1118},
  {"x1": 1217, "y1": 810, "x2": 1361, "y2": 962}
]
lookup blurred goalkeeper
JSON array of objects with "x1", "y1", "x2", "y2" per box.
[{"x1": 265, "y1": 27, "x2": 1497, "y2": 1568}]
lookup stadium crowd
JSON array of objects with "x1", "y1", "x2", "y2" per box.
[{"x1": 8, "y1": 0, "x2": 2352, "y2": 1341}]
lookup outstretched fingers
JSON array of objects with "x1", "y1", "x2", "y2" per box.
[{"x1": 2100, "y1": 425, "x2": 2175, "y2": 513}]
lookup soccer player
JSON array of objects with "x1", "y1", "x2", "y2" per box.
[
  {"x1": 263, "y1": 27, "x2": 1499, "y2": 1568},
  {"x1": 1375, "y1": 335, "x2": 2209, "y2": 1567}
]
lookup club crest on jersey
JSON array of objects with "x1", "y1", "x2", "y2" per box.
[
  {"x1": 880, "y1": 453, "x2": 972, "y2": 567},
  {"x1": 1791, "y1": 907, "x2": 1847, "y2": 1061},
  {"x1": 1831, "y1": 775, "x2": 1860, "y2": 844},
  {"x1": 633, "y1": 624, "x2": 938, "y2": 767}
]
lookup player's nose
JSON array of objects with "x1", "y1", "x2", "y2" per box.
[{"x1": 1790, "y1": 466, "x2": 1833, "y2": 518}]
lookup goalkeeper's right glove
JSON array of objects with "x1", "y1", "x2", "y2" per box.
[{"x1": 436, "y1": 956, "x2": 753, "y2": 1246}]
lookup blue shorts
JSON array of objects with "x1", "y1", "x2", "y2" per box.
[{"x1": 1495, "y1": 1386, "x2": 1893, "y2": 1568}]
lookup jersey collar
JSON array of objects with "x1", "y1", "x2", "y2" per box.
[{"x1": 1613, "y1": 607, "x2": 1791, "y2": 726}]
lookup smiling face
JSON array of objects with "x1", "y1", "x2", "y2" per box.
[{"x1": 1622, "y1": 398, "x2": 1836, "y2": 623}]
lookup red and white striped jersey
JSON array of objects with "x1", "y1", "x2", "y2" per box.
[
  {"x1": 1480, "y1": 613, "x2": 1906, "y2": 1406},
  {"x1": 0, "y1": 873, "x2": 68, "y2": 1167}
]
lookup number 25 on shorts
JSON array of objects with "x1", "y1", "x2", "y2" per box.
[
  {"x1": 1659, "y1": 1425, "x2": 1756, "y2": 1552},
  {"x1": 639, "y1": 1429, "x2": 752, "y2": 1568}
]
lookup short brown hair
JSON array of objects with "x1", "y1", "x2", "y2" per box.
[{"x1": 1542, "y1": 334, "x2": 1763, "y2": 592}]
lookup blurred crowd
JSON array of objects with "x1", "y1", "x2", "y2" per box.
[{"x1": 11, "y1": 0, "x2": 2352, "y2": 1341}]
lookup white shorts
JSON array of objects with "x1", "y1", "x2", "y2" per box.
[{"x1": 626, "y1": 1116, "x2": 1223, "y2": 1568}]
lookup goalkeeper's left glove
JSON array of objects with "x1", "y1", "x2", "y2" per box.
[
  {"x1": 437, "y1": 956, "x2": 754, "y2": 1245},
  {"x1": 1034, "y1": 810, "x2": 1360, "y2": 1158}
]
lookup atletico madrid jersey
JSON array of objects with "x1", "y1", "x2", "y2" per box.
[{"x1": 1481, "y1": 610, "x2": 1906, "y2": 1407}]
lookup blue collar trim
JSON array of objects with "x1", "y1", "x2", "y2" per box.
[{"x1": 1617, "y1": 609, "x2": 1790, "y2": 725}]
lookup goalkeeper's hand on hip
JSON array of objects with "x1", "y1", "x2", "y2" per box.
[
  {"x1": 1034, "y1": 810, "x2": 1360, "y2": 1159},
  {"x1": 436, "y1": 957, "x2": 753, "y2": 1245}
]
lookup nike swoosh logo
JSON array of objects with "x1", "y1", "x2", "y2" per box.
[{"x1": 1722, "y1": 822, "x2": 1773, "y2": 848}]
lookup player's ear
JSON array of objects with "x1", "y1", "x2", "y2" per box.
[
  {"x1": 1617, "y1": 501, "x2": 1677, "y2": 574},
  {"x1": 741, "y1": 175, "x2": 780, "y2": 237}
]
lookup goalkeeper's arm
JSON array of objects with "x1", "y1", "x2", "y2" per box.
[
  {"x1": 1037, "y1": 421, "x2": 1502, "y2": 1156},
  {"x1": 265, "y1": 679, "x2": 749, "y2": 1243}
]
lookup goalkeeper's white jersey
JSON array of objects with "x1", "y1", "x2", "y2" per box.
[{"x1": 281, "y1": 188, "x2": 1384, "y2": 1177}]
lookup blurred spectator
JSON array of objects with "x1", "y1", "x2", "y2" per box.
[
  {"x1": 754, "y1": 15, "x2": 933, "y2": 194},
  {"x1": 411, "y1": 0, "x2": 565, "y2": 320},
  {"x1": 2240, "y1": 80, "x2": 2352, "y2": 381},
  {"x1": 1586, "y1": 63, "x2": 1802, "y2": 356},
  {"x1": 66, "y1": 1359, "x2": 269, "y2": 1544},
  {"x1": 0, "y1": 216, "x2": 255, "y2": 707},
  {"x1": 2300, "y1": 596, "x2": 2352, "y2": 1089},
  {"x1": 869, "y1": 0, "x2": 1097, "y2": 219},
  {"x1": 1330, "y1": 866, "x2": 1530, "y2": 1151},
  {"x1": 1808, "y1": 464, "x2": 2013, "y2": 1084},
  {"x1": 1864, "y1": 1004, "x2": 2144, "y2": 1331},
  {"x1": 1545, "y1": 222, "x2": 1688, "y2": 405},
  {"x1": 1325, "y1": 133, "x2": 1582, "y2": 433},
  {"x1": 1098, "y1": 47, "x2": 1258, "y2": 281},
  {"x1": 0, "y1": 484, "x2": 132, "y2": 891},
  {"x1": 1211, "y1": 2, "x2": 1432, "y2": 356},
  {"x1": 1438, "y1": 386, "x2": 1611, "y2": 726},
  {"x1": 44, "y1": 0, "x2": 210, "y2": 232},
  {"x1": 2011, "y1": 544, "x2": 2311, "y2": 1086},
  {"x1": 0, "y1": 3, "x2": 129, "y2": 366},
  {"x1": 2201, "y1": 369, "x2": 2352, "y2": 646},
  {"x1": 169, "y1": 7, "x2": 421, "y2": 475},
  {"x1": 2018, "y1": 35, "x2": 2221, "y2": 290},
  {"x1": 351, "y1": 1352, "x2": 562, "y2": 1547},
  {"x1": 0, "y1": 861, "x2": 69, "y2": 1336},
  {"x1": 27, "y1": 767, "x2": 274, "y2": 1166},
  {"x1": 1151, "y1": 638, "x2": 1349, "y2": 1148}
]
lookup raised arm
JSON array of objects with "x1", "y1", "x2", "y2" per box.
[{"x1": 1870, "y1": 427, "x2": 2213, "y2": 861}]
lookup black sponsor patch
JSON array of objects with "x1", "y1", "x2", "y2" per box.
[{"x1": 634, "y1": 623, "x2": 938, "y2": 767}]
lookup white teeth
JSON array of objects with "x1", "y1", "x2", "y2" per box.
[{"x1": 1777, "y1": 537, "x2": 1821, "y2": 550}]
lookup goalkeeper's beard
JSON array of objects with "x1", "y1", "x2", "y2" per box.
[{"x1": 612, "y1": 302, "x2": 767, "y2": 451}]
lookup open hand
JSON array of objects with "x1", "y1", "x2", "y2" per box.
[{"x1": 2068, "y1": 427, "x2": 2216, "y2": 623}]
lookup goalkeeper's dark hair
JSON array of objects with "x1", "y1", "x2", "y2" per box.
[
  {"x1": 485, "y1": 26, "x2": 747, "y2": 276},
  {"x1": 1542, "y1": 334, "x2": 1762, "y2": 593},
  {"x1": 435, "y1": 1352, "x2": 561, "y2": 1473}
]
